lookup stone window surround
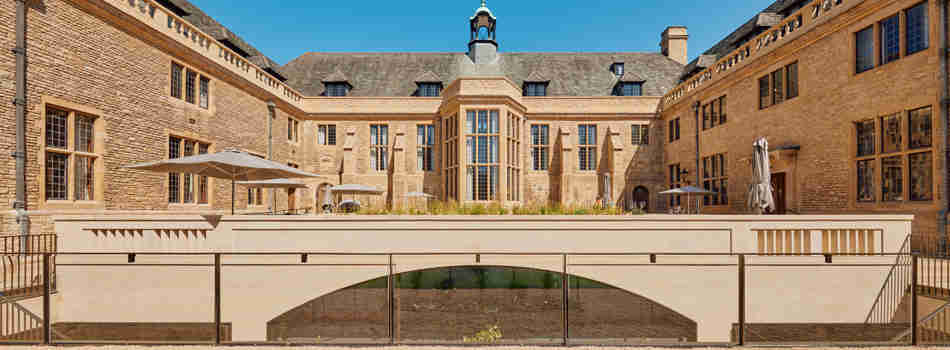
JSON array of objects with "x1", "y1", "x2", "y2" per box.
[
  {"x1": 631, "y1": 123, "x2": 649, "y2": 146},
  {"x1": 287, "y1": 117, "x2": 300, "y2": 144},
  {"x1": 317, "y1": 124, "x2": 337, "y2": 146},
  {"x1": 852, "y1": 1, "x2": 933, "y2": 76},
  {"x1": 244, "y1": 151, "x2": 267, "y2": 208},
  {"x1": 702, "y1": 95, "x2": 728, "y2": 131},
  {"x1": 758, "y1": 61, "x2": 798, "y2": 110},
  {"x1": 702, "y1": 153, "x2": 729, "y2": 207},
  {"x1": 852, "y1": 105, "x2": 935, "y2": 206},
  {"x1": 39, "y1": 96, "x2": 107, "y2": 210},
  {"x1": 417, "y1": 124, "x2": 436, "y2": 172},
  {"x1": 166, "y1": 132, "x2": 214, "y2": 209},
  {"x1": 168, "y1": 59, "x2": 214, "y2": 113}
]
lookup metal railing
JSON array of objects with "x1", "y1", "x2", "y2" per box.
[
  {"x1": 2, "y1": 250, "x2": 928, "y2": 346},
  {"x1": 1, "y1": 234, "x2": 56, "y2": 299},
  {"x1": 0, "y1": 298, "x2": 43, "y2": 341},
  {"x1": 866, "y1": 235, "x2": 913, "y2": 324}
]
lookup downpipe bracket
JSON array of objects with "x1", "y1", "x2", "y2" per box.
[
  {"x1": 12, "y1": 98, "x2": 25, "y2": 106},
  {"x1": 10, "y1": 46, "x2": 24, "y2": 55}
]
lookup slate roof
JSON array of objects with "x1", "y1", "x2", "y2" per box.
[
  {"x1": 281, "y1": 52, "x2": 684, "y2": 97},
  {"x1": 155, "y1": 0, "x2": 289, "y2": 81},
  {"x1": 414, "y1": 71, "x2": 443, "y2": 83},
  {"x1": 681, "y1": 0, "x2": 808, "y2": 81}
]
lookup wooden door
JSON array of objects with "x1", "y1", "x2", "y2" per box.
[{"x1": 770, "y1": 173, "x2": 787, "y2": 215}]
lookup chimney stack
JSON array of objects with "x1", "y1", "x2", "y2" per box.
[{"x1": 661, "y1": 26, "x2": 689, "y2": 65}]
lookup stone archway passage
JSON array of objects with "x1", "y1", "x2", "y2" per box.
[{"x1": 267, "y1": 266, "x2": 696, "y2": 343}]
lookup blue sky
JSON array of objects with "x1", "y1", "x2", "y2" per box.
[{"x1": 192, "y1": 0, "x2": 772, "y2": 66}]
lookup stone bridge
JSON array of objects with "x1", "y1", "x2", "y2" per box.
[{"x1": 39, "y1": 214, "x2": 911, "y2": 342}]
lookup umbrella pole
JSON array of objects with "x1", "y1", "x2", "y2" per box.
[{"x1": 231, "y1": 179, "x2": 235, "y2": 215}]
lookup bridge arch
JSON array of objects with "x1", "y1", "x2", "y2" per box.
[{"x1": 267, "y1": 265, "x2": 697, "y2": 343}]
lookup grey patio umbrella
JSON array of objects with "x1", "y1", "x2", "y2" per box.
[
  {"x1": 236, "y1": 178, "x2": 311, "y2": 189},
  {"x1": 747, "y1": 137, "x2": 775, "y2": 214},
  {"x1": 125, "y1": 149, "x2": 322, "y2": 214},
  {"x1": 660, "y1": 186, "x2": 716, "y2": 214}
]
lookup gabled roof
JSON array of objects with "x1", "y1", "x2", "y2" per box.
[
  {"x1": 524, "y1": 71, "x2": 549, "y2": 83},
  {"x1": 282, "y1": 52, "x2": 683, "y2": 97},
  {"x1": 616, "y1": 70, "x2": 647, "y2": 83},
  {"x1": 414, "y1": 70, "x2": 443, "y2": 83},
  {"x1": 322, "y1": 70, "x2": 350, "y2": 83}
]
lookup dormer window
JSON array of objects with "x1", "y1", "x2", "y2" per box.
[
  {"x1": 613, "y1": 82, "x2": 643, "y2": 97},
  {"x1": 524, "y1": 82, "x2": 548, "y2": 97},
  {"x1": 326, "y1": 83, "x2": 349, "y2": 97},
  {"x1": 611, "y1": 63, "x2": 625, "y2": 76},
  {"x1": 417, "y1": 83, "x2": 442, "y2": 97}
]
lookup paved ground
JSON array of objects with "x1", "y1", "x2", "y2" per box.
[{"x1": 3, "y1": 347, "x2": 945, "y2": 350}]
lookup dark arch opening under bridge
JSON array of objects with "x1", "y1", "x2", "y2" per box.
[{"x1": 267, "y1": 265, "x2": 697, "y2": 343}]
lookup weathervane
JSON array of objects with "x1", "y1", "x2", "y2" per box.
[{"x1": 481, "y1": 0, "x2": 487, "y2": 7}]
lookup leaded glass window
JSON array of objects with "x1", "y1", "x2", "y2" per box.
[
  {"x1": 910, "y1": 152, "x2": 933, "y2": 201},
  {"x1": 880, "y1": 15, "x2": 901, "y2": 65},
  {"x1": 418, "y1": 83, "x2": 441, "y2": 97},
  {"x1": 199, "y1": 76, "x2": 210, "y2": 109},
  {"x1": 418, "y1": 124, "x2": 435, "y2": 171},
  {"x1": 906, "y1": 2, "x2": 929, "y2": 55},
  {"x1": 318, "y1": 125, "x2": 337, "y2": 146},
  {"x1": 466, "y1": 110, "x2": 499, "y2": 201},
  {"x1": 45, "y1": 107, "x2": 99, "y2": 202},
  {"x1": 524, "y1": 83, "x2": 547, "y2": 97},
  {"x1": 46, "y1": 108, "x2": 68, "y2": 149},
  {"x1": 856, "y1": 120, "x2": 875, "y2": 157},
  {"x1": 631, "y1": 125, "x2": 649, "y2": 145},
  {"x1": 578, "y1": 125, "x2": 597, "y2": 171},
  {"x1": 531, "y1": 124, "x2": 550, "y2": 171},
  {"x1": 856, "y1": 27, "x2": 875, "y2": 73},
  {"x1": 185, "y1": 69, "x2": 197, "y2": 104},
  {"x1": 771, "y1": 68, "x2": 784, "y2": 105},
  {"x1": 371, "y1": 124, "x2": 389, "y2": 171},
  {"x1": 857, "y1": 159, "x2": 875, "y2": 202},
  {"x1": 171, "y1": 62, "x2": 183, "y2": 99},
  {"x1": 882, "y1": 156, "x2": 903, "y2": 201},
  {"x1": 46, "y1": 153, "x2": 68, "y2": 201},
  {"x1": 881, "y1": 114, "x2": 901, "y2": 154},
  {"x1": 909, "y1": 106, "x2": 933, "y2": 149}
]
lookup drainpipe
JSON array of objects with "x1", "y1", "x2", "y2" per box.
[
  {"x1": 939, "y1": 0, "x2": 949, "y2": 244},
  {"x1": 693, "y1": 101, "x2": 701, "y2": 213},
  {"x1": 267, "y1": 102, "x2": 276, "y2": 212},
  {"x1": 13, "y1": 0, "x2": 30, "y2": 241}
]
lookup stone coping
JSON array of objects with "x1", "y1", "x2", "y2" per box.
[{"x1": 45, "y1": 213, "x2": 915, "y2": 222}]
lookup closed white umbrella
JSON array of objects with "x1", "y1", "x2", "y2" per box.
[
  {"x1": 125, "y1": 149, "x2": 323, "y2": 214},
  {"x1": 747, "y1": 137, "x2": 775, "y2": 214}
]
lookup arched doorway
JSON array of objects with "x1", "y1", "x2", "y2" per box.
[
  {"x1": 632, "y1": 186, "x2": 650, "y2": 212},
  {"x1": 267, "y1": 265, "x2": 695, "y2": 343}
]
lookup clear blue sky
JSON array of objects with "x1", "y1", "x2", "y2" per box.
[{"x1": 191, "y1": 0, "x2": 772, "y2": 66}]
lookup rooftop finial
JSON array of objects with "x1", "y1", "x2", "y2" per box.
[{"x1": 481, "y1": 0, "x2": 486, "y2": 7}]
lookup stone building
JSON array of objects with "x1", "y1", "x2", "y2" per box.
[
  {"x1": 659, "y1": 0, "x2": 946, "y2": 233},
  {"x1": 1, "y1": 0, "x2": 947, "y2": 233}
]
